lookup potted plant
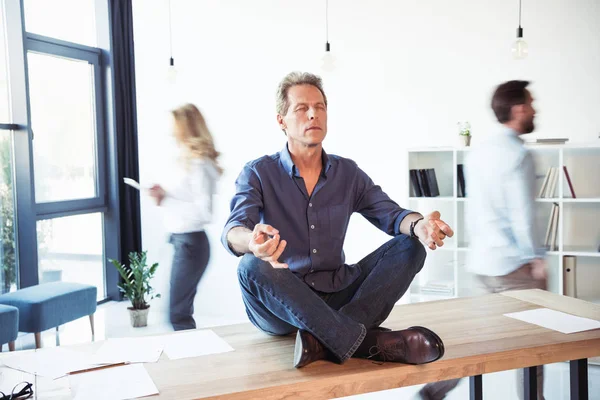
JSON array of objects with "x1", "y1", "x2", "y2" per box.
[
  {"x1": 109, "y1": 251, "x2": 160, "y2": 327},
  {"x1": 457, "y1": 121, "x2": 471, "y2": 147}
]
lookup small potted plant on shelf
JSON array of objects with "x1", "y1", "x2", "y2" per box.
[
  {"x1": 457, "y1": 121, "x2": 471, "y2": 147},
  {"x1": 109, "y1": 251, "x2": 160, "y2": 328}
]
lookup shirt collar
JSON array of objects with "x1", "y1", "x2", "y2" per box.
[
  {"x1": 501, "y1": 125, "x2": 524, "y2": 143},
  {"x1": 280, "y1": 144, "x2": 333, "y2": 178}
]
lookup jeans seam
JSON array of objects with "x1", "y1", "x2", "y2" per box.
[
  {"x1": 240, "y1": 270, "x2": 360, "y2": 360},
  {"x1": 341, "y1": 323, "x2": 366, "y2": 362}
]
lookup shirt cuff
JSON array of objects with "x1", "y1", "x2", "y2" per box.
[
  {"x1": 394, "y1": 209, "x2": 415, "y2": 236},
  {"x1": 221, "y1": 221, "x2": 253, "y2": 257}
]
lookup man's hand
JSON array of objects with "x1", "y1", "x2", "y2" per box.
[
  {"x1": 530, "y1": 258, "x2": 547, "y2": 280},
  {"x1": 248, "y1": 224, "x2": 288, "y2": 269},
  {"x1": 414, "y1": 211, "x2": 454, "y2": 250}
]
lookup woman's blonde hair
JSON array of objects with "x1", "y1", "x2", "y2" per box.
[{"x1": 171, "y1": 103, "x2": 223, "y2": 175}]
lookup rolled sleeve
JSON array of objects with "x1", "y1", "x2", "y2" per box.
[
  {"x1": 393, "y1": 209, "x2": 415, "y2": 236},
  {"x1": 220, "y1": 164, "x2": 263, "y2": 256}
]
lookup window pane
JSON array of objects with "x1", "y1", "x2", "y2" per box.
[
  {"x1": 0, "y1": 1, "x2": 11, "y2": 122},
  {"x1": 24, "y1": 0, "x2": 97, "y2": 47},
  {"x1": 0, "y1": 131, "x2": 17, "y2": 294},
  {"x1": 28, "y1": 52, "x2": 98, "y2": 203},
  {"x1": 37, "y1": 213, "x2": 105, "y2": 300}
]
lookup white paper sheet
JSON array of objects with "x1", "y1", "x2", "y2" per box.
[
  {"x1": 69, "y1": 364, "x2": 158, "y2": 400},
  {"x1": 162, "y1": 330, "x2": 234, "y2": 360},
  {"x1": 1, "y1": 347, "x2": 103, "y2": 379},
  {"x1": 504, "y1": 308, "x2": 600, "y2": 334},
  {"x1": 93, "y1": 337, "x2": 164, "y2": 364},
  {"x1": 0, "y1": 365, "x2": 31, "y2": 394},
  {"x1": 123, "y1": 177, "x2": 143, "y2": 191}
]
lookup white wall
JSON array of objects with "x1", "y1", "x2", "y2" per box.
[{"x1": 132, "y1": 0, "x2": 600, "y2": 323}]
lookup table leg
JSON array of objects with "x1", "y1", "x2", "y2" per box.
[
  {"x1": 470, "y1": 374, "x2": 483, "y2": 400},
  {"x1": 524, "y1": 366, "x2": 538, "y2": 400},
  {"x1": 570, "y1": 359, "x2": 588, "y2": 400}
]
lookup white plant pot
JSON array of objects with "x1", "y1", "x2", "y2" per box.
[
  {"x1": 128, "y1": 307, "x2": 150, "y2": 328},
  {"x1": 460, "y1": 135, "x2": 471, "y2": 147}
]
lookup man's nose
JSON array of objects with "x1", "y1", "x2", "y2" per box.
[{"x1": 307, "y1": 107, "x2": 316, "y2": 120}]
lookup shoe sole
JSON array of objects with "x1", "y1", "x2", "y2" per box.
[
  {"x1": 293, "y1": 330, "x2": 304, "y2": 367},
  {"x1": 408, "y1": 326, "x2": 445, "y2": 362}
]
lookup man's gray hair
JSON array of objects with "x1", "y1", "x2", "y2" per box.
[{"x1": 276, "y1": 72, "x2": 328, "y2": 115}]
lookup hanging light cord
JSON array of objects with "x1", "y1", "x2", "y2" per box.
[
  {"x1": 518, "y1": 0, "x2": 522, "y2": 27},
  {"x1": 168, "y1": 0, "x2": 174, "y2": 63},
  {"x1": 326, "y1": 0, "x2": 329, "y2": 43}
]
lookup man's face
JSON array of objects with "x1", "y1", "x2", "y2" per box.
[
  {"x1": 519, "y1": 90, "x2": 536, "y2": 134},
  {"x1": 278, "y1": 84, "x2": 327, "y2": 146}
]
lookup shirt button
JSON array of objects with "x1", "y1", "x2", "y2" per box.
[
  {"x1": 311, "y1": 282, "x2": 315, "y2": 286},
  {"x1": 310, "y1": 269, "x2": 314, "y2": 273},
  {"x1": 309, "y1": 203, "x2": 313, "y2": 207},
  {"x1": 312, "y1": 249, "x2": 317, "y2": 254},
  {"x1": 310, "y1": 225, "x2": 315, "y2": 229}
]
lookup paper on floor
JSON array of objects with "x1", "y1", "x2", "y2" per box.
[
  {"x1": 162, "y1": 329, "x2": 234, "y2": 360},
  {"x1": 1, "y1": 347, "x2": 104, "y2": 379},
  {"x1": 93, "y1": 336, "x2": 164, "y2": 364},
  {"x1": 504, "y1": 308, "x2": 600, "y2": 334},
  {"x1": 69, "y1": 364, "x2": 158, "y2": 400}
]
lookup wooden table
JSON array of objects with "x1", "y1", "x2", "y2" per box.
[{"x1": 3, "y1": 289, "x2": 600, "y2": 399}]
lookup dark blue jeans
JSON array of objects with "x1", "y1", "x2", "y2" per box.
[
  {"x1": 169, "y1": 231, "x2": 210, "y2": 331},
  {"x1": 237, "y1": 234, "x2": 426, "y2": 362}
]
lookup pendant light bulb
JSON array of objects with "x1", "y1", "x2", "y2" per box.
[
  {"x1": 320, "y1": 0, "x2": 335, "y2": 73},
  {"x1": 321, "y1": 42, "x2": 336, "y2": 72},
  {"x1": 512, "y1": 0, "x2": 528, "y2": 59},
  {"x1": 167, "y1": 57, "x2": 178, "y2": 84}
]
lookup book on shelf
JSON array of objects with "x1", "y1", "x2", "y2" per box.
[
  {"x1": 544, "y1": 203, "x2": 559, "y2": 251},
  {"x1": 563, "y1": 256, "x2": 577, "y2": 298},
  {"x1": 563, "y1": 166, "x2": 576, "y2": 198},
  {"x1": 525, "y1": 138, "x2": 569, "y2": 144},
  {"x1": 420, "y1": 280, "x2": 455, "y2": 295},
  {"x1": 409, "y1": 168, "x2": 440, "y2": 197},
  {"x1": 538, "y1": 166, "x2": 576, "y2": 199},
  {"x1": 457, "y1": 164, "x2": 466, "y2": 197}
]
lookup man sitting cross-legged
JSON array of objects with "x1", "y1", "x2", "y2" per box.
[{"x1": 221, "y1": 71, "x2": 453, "y2": 368}]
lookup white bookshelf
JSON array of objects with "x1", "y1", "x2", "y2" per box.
[{"x1": 405, "y1": 143, "x2": 600, "y2": 305}]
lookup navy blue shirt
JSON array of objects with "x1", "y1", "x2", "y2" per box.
[{"x1": 221, "y1": 145, "x2": 413, "y2": 293}]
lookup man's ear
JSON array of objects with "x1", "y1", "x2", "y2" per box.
[{"x1": 277, "y1": 114, "x2": 286, "y2": 130}]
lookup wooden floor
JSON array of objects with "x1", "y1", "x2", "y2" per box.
[{"x1": 9, "y1": 289, "x2": 600, "y2": 399}]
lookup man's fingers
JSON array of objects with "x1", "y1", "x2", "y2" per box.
[
  {"x1": 430, "y1": 231, "x2": 444, "y2": 247},
  {"x1": 264, "y1": 240, "x2": 287, "y2": 263},
  {"x1": 434, "y1": 219, "x2": 454, "y2": 238},
  {"x1": 255, "y1": 234, "x2": 280, "y2": 256},
  {"x1": 427, "y1": 210, "x2": 441, "y2": 221},
  {"x1": 254, "y1": 224, "x2": 279, "y2": 237},
  {"x1": 270, "y1": 261, "x2": 289, "y2": 269}
]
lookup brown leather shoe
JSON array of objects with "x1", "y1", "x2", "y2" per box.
[
  {"x1": 354, "y1": 326, "x2": 444, "y2": 364},
  {"x1": 293, "y1": 330, "x2": 329, "y2": 368}
]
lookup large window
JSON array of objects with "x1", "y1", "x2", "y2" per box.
[
  {"x1": 0, "y1": 131, "x2": 17, "y2": 295},
  {"x1": 1, "y1": 0, "x2": 121, "y2": 301}
]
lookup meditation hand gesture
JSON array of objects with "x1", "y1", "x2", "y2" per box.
[
  {"x1": 248, "y1": 224, "x2": 288, "y2": 269},
  {"x1": 413, "y1": 211, "x2": 454, "y2": 250}
]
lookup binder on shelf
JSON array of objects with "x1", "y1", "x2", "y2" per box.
[
  {"x1": 409, "y1": 169, "x2": 422, "y2": 197},
  {"x1": 426, "y1": 169, "x2": 440, "y2": 197},
  {"x1": 418, "y1": 169, "x2": 431, "y2": 197},
  {"x1": 563, "y1": 256, "x2": 577, "y2": 298}
]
